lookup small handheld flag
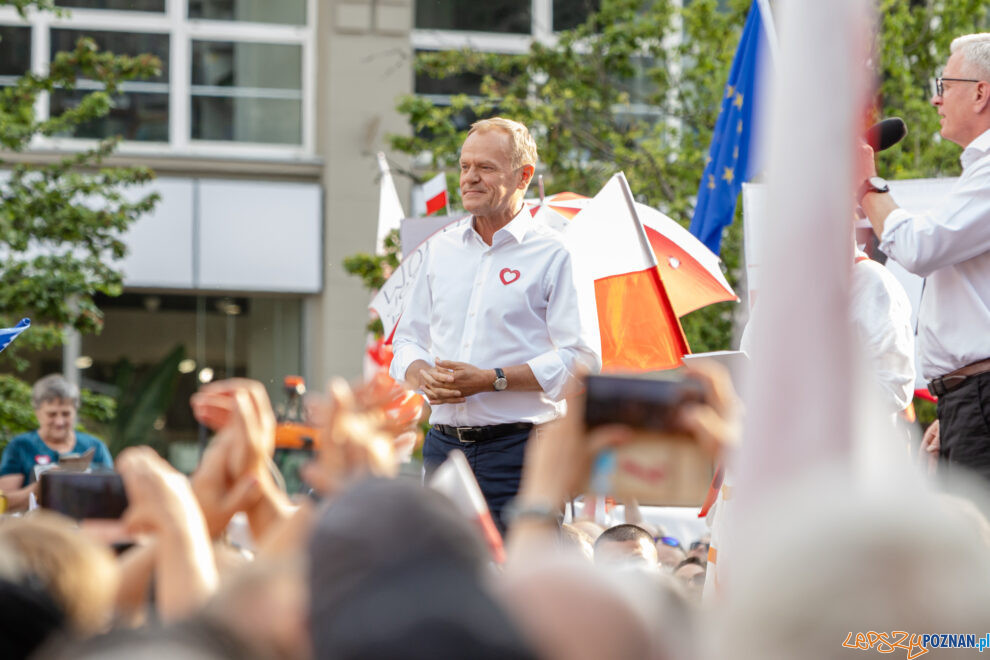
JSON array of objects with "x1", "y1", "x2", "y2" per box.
[{"x1": 0, "y1": 318, "x2": 30, "y2": 354}]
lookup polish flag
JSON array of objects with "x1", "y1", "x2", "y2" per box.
[
  {"x1": 565, "y1": 173, "x2": 690, "y2": 371},
  {"x1": 412, "y1": 172, "x2": 448, "y2": 216},
  {"x1": 375, "y1": 153, "x2": 406, "y2": 255},
  {"x1": 429, "y1": 449, "x2": 506, "y2": 564}
]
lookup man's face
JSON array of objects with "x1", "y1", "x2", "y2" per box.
[
  {"x1": 36, "y1": 399, "x2": 77, "y2": 444},
  {"x1": 459, "y1": 130, "x2": 530, "y2": 220},
  {"x1": 933, "y1": 52, "x2": 978, "y2": 147}
]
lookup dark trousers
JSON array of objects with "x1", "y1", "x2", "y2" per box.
[
  {"x1": 937, "y1": 370, "x2": 990, "y2": 482},
  {"x1": 423, "y1": 426, "x2": 531, "y2": 534}
]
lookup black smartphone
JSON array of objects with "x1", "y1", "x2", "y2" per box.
[
  {"x1": 584, "y1": 373, "x2": 706, "y2": 431},
  {"x1": 39, "y1": 472, "x2": 128, "y2": 520}
]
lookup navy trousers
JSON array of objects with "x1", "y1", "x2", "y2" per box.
[{"x1": 423, "y1": 426, "x2": 531, "y2": 534}]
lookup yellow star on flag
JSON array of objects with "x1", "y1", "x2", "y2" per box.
[
  {"x1": 708, "y1": 174, "x2": 716, "y2": 190},
  {"x1": 722, "y1": 167, "x2": 735, "y2": 184},
  {"x1": 705, "y1": 154, "x2": 712, "y2": 166},
  {"x1": 726, "y1": 85, "x2": 735, "y2": 98},
  {"x1": 734, "y1": 92, "x2": 744, "y2": 109},
  {"x1": 733, "y1": 146, "x2": 739, "y2": 160},
  {"x1": 737, "y1": 120, "x2": 744, "y2": 134}
]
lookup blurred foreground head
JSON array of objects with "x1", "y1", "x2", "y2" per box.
[
  {"x1": 308, "y1": 478, "x2": 534, "y2": 659},
  {"x1": 708, "y1": 466, "x2": 990, "y2": 659},
  {"x1": 0, "y1": 512, "x2": 118, "y2": 636},
  {"x1": 497, "y1": 558, "x2": 695, "y2": 660}
]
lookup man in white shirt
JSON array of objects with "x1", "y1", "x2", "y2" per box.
[
  {"x1": 390, "y1": 117, "x2": 601, "y2": 529},
  {"x1": 858, "y1": 33, "x2": 990, "y2": 479}
]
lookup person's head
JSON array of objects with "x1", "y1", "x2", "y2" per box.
[
  {"x1": 932, "y1": 33, "x2": 990, "y2": 146},
  {"x1": 32, "y1": 374, "x2": 80, "y2": 445},
  {"x1": 686, "y1": 538, "x2": 710, "y2": 561},
  {"x1": 672, "y1": 557, "x2": 706, "y2": 602},
  {"x1": 497, "y1": 558, "x2": 694, "y2": 660},
  {"x1": 559, "y1": 523, "x2": 595, "y2": 561},
  {"x1": 594, "y1": 524, "x2": 659, "y2": 570},
  {"x1": 654, "y1": 537, "x2": 686, "y2": 570},
  {"x1": 308, "y1": 478, "x2": 534, "y2": 659},
  {"x1": 459, "y1": 117, "x2": 537, "y2": 221},
  {"x1": 0, "y1": 512, "x2": 119, "y2": 636}
]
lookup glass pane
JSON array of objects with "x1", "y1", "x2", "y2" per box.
[
  {"x1": 51, "y1": 29, "x2": 170, "y2": 82},
  {"x1": 415, "y1": 0, "x2": 530, "y2": 34},
  {"x1": 553, "y1": 0, "x2": 600, "y2": 31},
  {"x1": 192, "y1": 40, "x2": 300, "y2": 89},
  {"x1": 56, "y1": 0, "x2": 165, "y2": 10},
  {"x1": 188, "y1": 0, "x2": 306, "y2": 25},
  {"x1": 50, "y1": 89, "x2": 169, "y2": 141},
  {"x1": 191, "y1": 95, "x2": 301, "y2": 144},
  {"x1": 0, "y1": 26, "x2": 32, "y2": 77}
]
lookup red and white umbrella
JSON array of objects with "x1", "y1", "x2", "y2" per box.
[{"x1": 526, "y1": 191, "x2": 738, "y2": 317}]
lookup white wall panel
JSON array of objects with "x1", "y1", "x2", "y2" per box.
[{"x1": 119, "y1": 177, "x2": 195, "y2": 288}]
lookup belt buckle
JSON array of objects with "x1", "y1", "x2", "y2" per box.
[
  {"x1": 454, "y1": 426, "x2": 480, "y2": 443},
  {"x1": 927, "y1": 378, "x2": 944, "y2": 398}
]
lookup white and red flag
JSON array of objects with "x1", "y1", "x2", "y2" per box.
[
  {"x1": 375, "y1": 152, "x2": 406, "y2": 255},
  {"x1": 411, "y1": 172, "x2": 448, "y2": 216},
  {"x1": 565, "y1": 172, "x2": 690, "y2": 371},
  {"x1": 430, "y1": 449, "x2": 506, "y2": 564}
]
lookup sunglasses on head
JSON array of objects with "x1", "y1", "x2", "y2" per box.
[
  {"x1": 690, "y1": 541, "x2": 709, "y2": 551},
  {"x1": 657, "y1": 536, "x2": 681, "y2": 548}
]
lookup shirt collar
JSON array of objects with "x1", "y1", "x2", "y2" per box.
[
  {"x1": 961, "y1": 127, "x2": 990, "y2": 170},
  {"x1": 461, "y1": 206, "x2": 533, "y2": 246}
]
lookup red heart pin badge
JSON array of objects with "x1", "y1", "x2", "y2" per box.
[{"x1": 499, "y1": 268, "x2": 520, "y2": 285}]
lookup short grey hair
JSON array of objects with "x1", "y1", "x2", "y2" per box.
[
  {"x1": 467, "y1": 117, "x2": 539, "y2": 169},
  {"x1": 950, "y1": 33, "x2": 990, "y2": 81},
  {"x1": 32, "y1": 374, "x2": 80, "y2": 409}
]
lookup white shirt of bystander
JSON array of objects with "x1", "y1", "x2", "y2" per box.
[
  {"x1": 390, "y1": 208, "x2": 600, "y2": 427},
  {"x1": 878, "y1": 127, "x2": 990, "y2": 379}
]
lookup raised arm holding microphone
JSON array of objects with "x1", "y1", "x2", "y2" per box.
[
  {"x1": 858, "y1": 33, "x2": 990, "y2": 480},
  {"x1": 390, "y1": 118, "x2": 601, "y2": 531}
]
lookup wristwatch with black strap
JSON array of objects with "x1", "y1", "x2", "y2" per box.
[
  {"x1": 857, "y1": 176, "x2": 890, "y2": 204},
  {"x1": 492, "y1": 367, "x2": 508, "y2": 391}
]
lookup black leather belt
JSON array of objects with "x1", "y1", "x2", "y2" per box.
[
  {"x1": 928, "y1": 357, "x2": 990, "y2": 397},
  {"x1": 434, "y1": 422, "x2": 534, "y2": 443}
]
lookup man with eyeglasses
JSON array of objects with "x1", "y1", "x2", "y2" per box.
[
  {"x1": 391, "y1": 117, "x2": 601, "y2": 532},
  {"x1": 858, "y1": 33, "x2": 990, "y2": 480}
]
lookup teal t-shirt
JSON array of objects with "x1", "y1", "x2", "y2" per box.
[{"x1": 0, "y1": 430, "x2": 113, "y2": 484}]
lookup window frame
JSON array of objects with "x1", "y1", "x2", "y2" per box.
[{"x1": 0, "y1": 0, "x2": 316, "y2": 160}]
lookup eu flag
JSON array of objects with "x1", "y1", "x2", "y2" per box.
[
  {"x1": 689, "y1": 0, "x2": 768, "y2": 255},
  {"x1": 0, "y1": 318, "x2": 30, "y2": 354}
]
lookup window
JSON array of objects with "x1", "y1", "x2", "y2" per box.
[
  {"x1": 56, "y1": 0, "x2": 165, "y2": 11},
  {"x1": 553, "y1": 0, "x2": 600, "y2": 31},
  {"x1": 188, "y1": 0, "x2": 306, "y2": 25},
  {"x1": 415, "y1": 0, "x2": 531, "y2": 34},
  {"x1": 191, "y1": 40, "x2": 302, "y2": 144},
  {"x1": 3, "y1": 3, "x2": 313, "y2": 156},
  {"x1": 49, "y1": 29, "x2": 170, "y2": 141},
  {"x1": 0, "y1": 25, "x2": 31, "y2": 80}
]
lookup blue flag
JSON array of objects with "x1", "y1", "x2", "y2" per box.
[
  {"x1": 0, "y1": 318, "x2": 30, "y2": 354},
  {"x1": 689, "y1": 1, "x2": 768, "y2": 255}
]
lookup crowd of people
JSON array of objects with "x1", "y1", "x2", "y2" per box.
[{"x1": 1, "y1": 27, "x2": 990, "y2": 660}]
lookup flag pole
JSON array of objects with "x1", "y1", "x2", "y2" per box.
[{"x1": 755, "y1": 0, "x2": 779, "y2": 64}]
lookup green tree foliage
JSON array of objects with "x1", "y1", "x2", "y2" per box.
[{"x1": 0, "y1": 0, "x2": 161, "y2": 437}]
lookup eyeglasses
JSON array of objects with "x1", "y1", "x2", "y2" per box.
[
  {"x1": 933, "y1": 76, "x2": 982, "y2": 97},
  {"x1": 656, "y1": 536, "x2": 681, "y2": 548}
]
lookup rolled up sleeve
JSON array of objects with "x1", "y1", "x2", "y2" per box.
[
  {"x1": 528, "y1": 250, "x2": 602, "y2": 400},
  {"x1": 880, "y1": 163, "x2": 990, "y2": 277}
]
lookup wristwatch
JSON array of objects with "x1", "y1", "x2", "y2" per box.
[
  {"x1": 857, "y1": 176, "x2": 890, "y2": 204},
  {"x1": 492, "y1": 367, "x2": 508, "y2": 391}
]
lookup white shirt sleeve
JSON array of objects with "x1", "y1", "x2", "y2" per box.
[
  {"x1": 389, "y1": 246, "x2": 435, "y2": 385},
  {"x1": 879, "y1": 158, "x2": 990, "y2": 277},
  {"x1": 526, "y1": 249, "x2": 602, "y2": 400}
]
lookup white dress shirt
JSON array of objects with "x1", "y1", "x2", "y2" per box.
[
  {"x1": 849, "y1": 254, "x2": 916, "y2": 412},
  {"x1": 879, "y1": 127, "x2": 990, "y2": 379},
  {"x1": 390, "y1": 208, "x2": 601, "y2": 426}
]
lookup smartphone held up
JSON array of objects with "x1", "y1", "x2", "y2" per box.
[{"x1": 584, "y1": 373, "x2": 714, "y2": 507}]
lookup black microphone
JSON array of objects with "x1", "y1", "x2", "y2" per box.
[{"x1": 864, "y1": 117, "x2": 907, "y2": 152}]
